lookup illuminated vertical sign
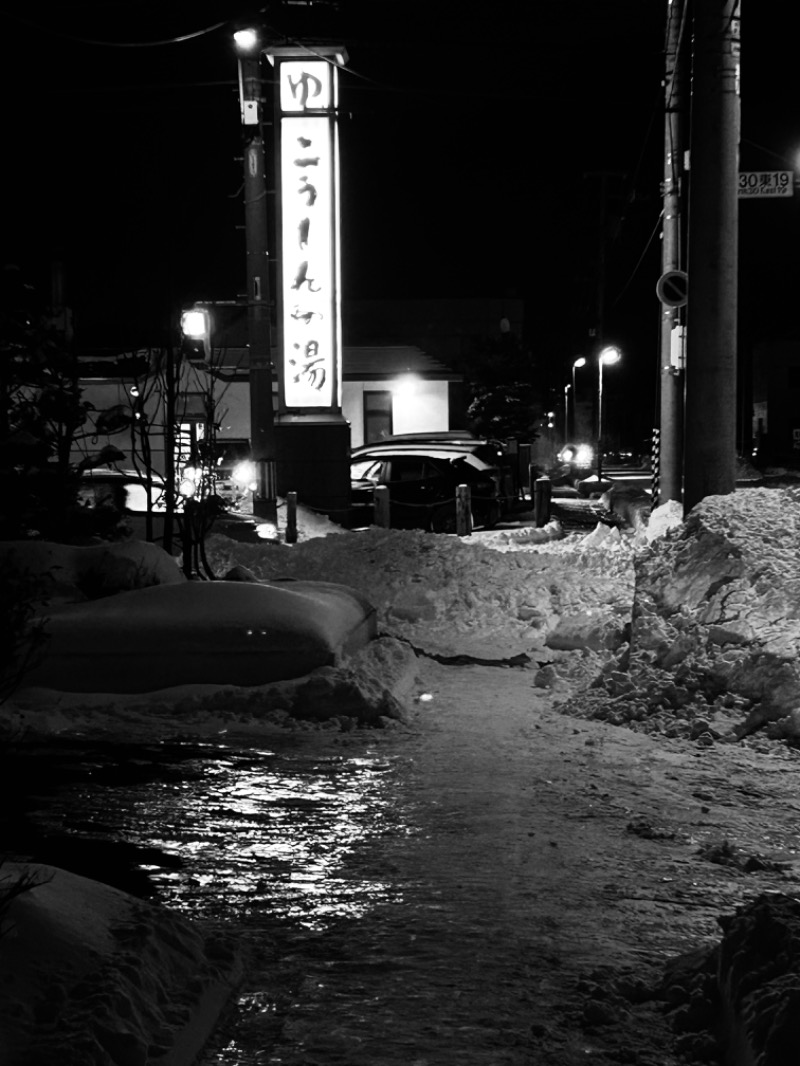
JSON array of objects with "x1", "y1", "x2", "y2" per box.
[{"x1": 277, "y1": 57, "x2": 342, "y2": 411}]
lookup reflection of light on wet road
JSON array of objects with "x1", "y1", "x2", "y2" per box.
[
  {"x1": 22, "y1": 738, "x2": 418, "y2": 1063},
  {"x1": 92, "y1": 743, "x2": 405, "y2": 930}
]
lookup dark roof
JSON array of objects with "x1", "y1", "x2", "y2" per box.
[
  {"x1": 342, "y1": 346, "x2": 458, "y2": 380},
  {"x1": 78, "y1": 344, "x2": 461, "y2": 382},
  {"x1": 212, "y1": 344, "x2": 459, "y2": 380}
]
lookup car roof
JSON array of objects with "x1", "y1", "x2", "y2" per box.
[
  {"x1": 80, "y1": 467, "x2": 166, "y2": 484},
  {"x1": 370, "y1": 430, "x2": 478, "y2": 442},
  {"x1": 352, "y1": 443, "x2": 487, "y2": 459},
  {"x1": 352, "y1": 440, "x2": 497, "y2": 458},
  {"x1": 350, "y1": 447, "x2": 496, "y2": 474}
]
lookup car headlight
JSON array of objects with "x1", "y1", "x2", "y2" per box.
[
  {"x1": 232, "y1": 460, "x2": 256, "y2": 490},
  {"x1": 574, "y1": 444, "x2": 594, "y2": 467}
]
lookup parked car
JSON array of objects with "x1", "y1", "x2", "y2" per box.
[
  {"x1": 77, "y1": 467, "x2": 260, "y2": 545},
  {"x1": 549, "y1": 443, "x2": 595, "y2": 485},
  {"x1": 350, "y1": 438, "x2": 513, "y2": 533},
  {"x1": 353, "y1": 432, "x2": 518, "y2": 500},
  {"x1": 178, "y1": 439, "x2": 255, "y2": 509}
]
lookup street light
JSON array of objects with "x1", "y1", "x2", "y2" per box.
[
  {"x1": 571, "y1": 356, "x2": 586, "y2": 438},
  {"x1": 597, "y1": 345, "x2": 621, "y2": 485},
  {"x1": 563, "y1": 383, "x2": 571, "y2": 442}
]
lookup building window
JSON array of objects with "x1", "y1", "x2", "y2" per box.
[{"x1": 364, "y1": 391, "x2": 393, "y2": 443}]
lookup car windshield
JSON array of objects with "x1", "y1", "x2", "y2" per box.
[
  {"x1": 449, "y1": 453, "x2": 491, "y2": 473},
  {"x1": 79, "y1": 471, "x2": 169, "y2": 513},
  {"x1": 350, "y1": 458, "x2": 383, "y2": 481}
]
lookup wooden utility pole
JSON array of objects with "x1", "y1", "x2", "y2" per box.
[
  {"x1": 239, "y1": 47, "x2": 278, "y2": 524},
  {"x1": 683, "y1": 0, "x2": 741, "y2": 511},
  {"x1": 656, "y1": 0, "x2": 688, "y2": 506}
]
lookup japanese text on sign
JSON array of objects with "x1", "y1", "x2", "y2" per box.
[
  {"x1": 279, "y1": 60, "x2": 340, "y2": 409},
  {"x1": 738, "y1": 171, "x2": 793, "y2": 199}
]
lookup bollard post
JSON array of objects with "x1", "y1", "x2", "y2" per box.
[
  {"x1": 534, "y1": 476, "x2": 551, "y2": 528},
  {"x1": 285, "y1": 491, "x2": 298, "y2": 544},
  {"x1": 456, "y1": 484, "x2": 472, "y2": 537},
  {"x1": 528, "y1": 463, "x2": 539, "y2": 505},
  {"x1": 518, "y1": 442, "x2": 531, "y2": 498},
  {"x1": 373, "y1": 485, "x2": 390, "y2": 528}
]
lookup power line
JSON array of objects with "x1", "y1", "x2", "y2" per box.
[{"x1": 0, "y1": 8, "x2": 231, "y2": 47}]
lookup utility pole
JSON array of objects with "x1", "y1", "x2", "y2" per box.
[
  {"x1": 683, "y1": 0, "x2": 741, "y2": 511},
  {"x1": 237, "y1": 33, "x2": 278, "y2": 524},
  {"x1": 657, "y1": 0, "x2": 688, "y2": 506}
]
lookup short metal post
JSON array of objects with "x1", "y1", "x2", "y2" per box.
[
  {"x1": 373, "y1": 485, "x2": 390, "y2": 528},
  {"x1": 285, "y1": 491, "x2": 298, "y2": 544},
  {"x1": 534, "y1": 476, "x2": 551, "y2": 528},
  {"x1": 456, "y1": 484, "x2": 472, "y2": 536}
]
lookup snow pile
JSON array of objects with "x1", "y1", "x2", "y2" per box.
[
  {"x1": 715, "y1": 893, "x2": 800, "y2": 1064},
  {"x1": 0, "y1": 539, "x2": 183, "y2": 605},
  {"x1": 563, "y1": 487, "x2": 800, "y2": 745},
  {"x1": 0, "y1": 861, "x2": 241, "y2": 1066},
  {"x1": 206, "y1": 524, "x2": 636, "y2": 662}
]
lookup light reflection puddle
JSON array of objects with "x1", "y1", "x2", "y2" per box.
[
  {"x1": 28, "y1": 738, "x2": 409, "y2": 930},
  {"x1": 18, "y1": 736, "x2": 418, "y2": 1063}
]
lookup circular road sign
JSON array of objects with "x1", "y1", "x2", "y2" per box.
[{"x1": 656, "y1": 269, "x2": 689, "y2": 308}]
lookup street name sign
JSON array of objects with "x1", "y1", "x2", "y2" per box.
[{"x1": 738, "y1": 171, "x2": 793, "y2": 198}]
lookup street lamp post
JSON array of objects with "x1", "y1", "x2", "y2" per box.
[
  {"x1": 596, "y1": 346, "x2": 621, "y2": 486},
  {"x1": 571, "y1": 356, "x2": 586, "y2": 438},
  {"x1": 563, "y1": 383, "x2": 571, "y2": 443}
]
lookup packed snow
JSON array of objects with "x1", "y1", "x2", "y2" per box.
[{"x1": 4, "y1": 485, "x2": 800, "y2": 1066}]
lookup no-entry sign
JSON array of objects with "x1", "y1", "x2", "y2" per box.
[{"x1": 656, "y1": 270, "x2": 688, "y2": 308}]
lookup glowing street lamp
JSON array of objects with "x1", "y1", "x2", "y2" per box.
[
  {"x1": 571, "y1": 356, "x2": 586, "y2": 438},
  {"x1": 180, "y1": 306, "x2": 211, "y2": 363},
  {"x1": 597, "y1": 345, "x2": 621, "y2": 484},
  {"x1": 564, "y1": 382, "x2": 571, "y2": 441}
]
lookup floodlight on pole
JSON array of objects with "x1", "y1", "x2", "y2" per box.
[
  {"x1": 596, "y1": 346, "x2": 621, "y2": 484},
  {"x1": 180, "y1": 306, "x2": 211, "y2": 364},
  {"x1": 234, "y1": 28, "x2": 260, "y2": 53},
  {"x1": 180, "y1": 308, "x2": 209, "y2": 339}
]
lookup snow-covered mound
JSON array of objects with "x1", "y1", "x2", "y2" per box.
[
  {"x1": 0, "y1": 861, "x2": 241, "y2": 1066},
  {"x1": 565, "y1": 488, "x2": 800, "y2": 744},
  {"x1": 0, "y1": 539, "x2": 184, "y2": 604},
  {"x1": 205, "y1": 525, "x2": 636, "y2": 662},
  {"x1": 23, "y1": 580, "x2": 378, "y2": 693}
]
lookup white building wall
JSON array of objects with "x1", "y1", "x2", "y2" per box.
[
  {"x1": 77, "y1": 371, "x2": 451, "y2": 467},
  {"x1": 391, "y1": 378, "x2": 448, "y2": 437},
  {"x1": 342, "y1": 379, "x2": 449, "y2": 447}
]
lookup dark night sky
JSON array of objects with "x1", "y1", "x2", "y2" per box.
[{"x1": 1, "y1": 1, "x2": 798, "y2": 446}]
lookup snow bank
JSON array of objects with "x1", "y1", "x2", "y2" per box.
[
  {"x1": 0, "y1": 862, "x2": 242, "y2": 1066},
  {"x1": 205, "y1": 525, "x2": 636, "y2": 662},
  {"x1": 23, "y1": 580, "x2": 377, "y2": 693},
  {"x1": 563, "y1": 488, "x2": 800, "y2": 745},
  {"x1": 716, "y1": 893, "x2": 800, "y2": 1065},
  {"x1": 0, "y1": 539, "x2": 184, "y2": 605}
]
